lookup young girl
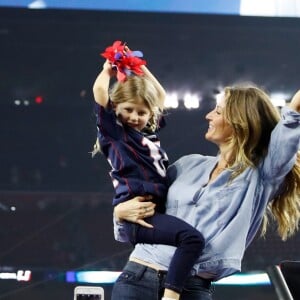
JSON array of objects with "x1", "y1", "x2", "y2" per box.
[{"x1": 92, "y1": 50, "x2": 205, "y2": 300}]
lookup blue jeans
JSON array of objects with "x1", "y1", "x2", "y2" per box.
[
  {"x1": 124, "y1": 212, "x2": 204, "y2": 293},
  {"x1": 111, "y1": 261, "x2": 214, "y2": 300}
]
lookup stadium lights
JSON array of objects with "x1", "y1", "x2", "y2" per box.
[
  {"x1": 183, "y1": 93, "x2": 200, "y2": 109},
  {"x1": 165, "y1": 92, "x2": 200, "y2": 109},
  {"x1": 11, "y1": 90, "x2": 290, "y2": 109},
  {"x1": 28, "y1": 0, "x2": 46, "y2": 9},
  {"x1": 165, "y1": 92, "x2": 179, "y2": 109},
  {"x1": 215, "y1": 91, "x2": 289, "y2": 108}
]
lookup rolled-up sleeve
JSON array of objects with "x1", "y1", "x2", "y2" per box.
[{"x1": 262, "y1": 106, "x2": 300, "y2": 182}]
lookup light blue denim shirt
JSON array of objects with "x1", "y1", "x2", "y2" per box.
[{"x1": 114, "y1": 106, "x2": 300, "y2": 281}]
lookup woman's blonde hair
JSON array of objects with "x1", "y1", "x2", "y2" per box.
[
  {"x1": 223, "y1": 84, "x2": 300, "y2": 240},
  {"x1": 92, "y1": 75, "x2": 162, "y2": 157}
]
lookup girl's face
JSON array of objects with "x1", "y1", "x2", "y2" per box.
[
  {"x1": 205, "y1": 94, "x2": 233, "y2": 146},
  {"x1": 114, "y1": 100, "x2": 152, "y2": 132}
]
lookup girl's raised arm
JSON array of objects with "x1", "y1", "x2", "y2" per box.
[{"x1": 93, "y1": 60, "x2": 113, "y2": 108}]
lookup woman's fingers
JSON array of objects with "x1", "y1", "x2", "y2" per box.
[
  {"x1": 138, "y1": 205, "x2": 155, "y2": 218},
  {"x1": 136, "y1": 195, "x2": 153, "y2": 202},
  {"x1": 114, "y1": 195, "x2": 156, "y2": 223},
  {"x1": 136, "y1": 219, "x2": 154, "y2": 228}
]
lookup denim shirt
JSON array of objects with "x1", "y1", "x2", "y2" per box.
[{"x1": 114, "y1": 106, "x2": 300, "y2": 281}]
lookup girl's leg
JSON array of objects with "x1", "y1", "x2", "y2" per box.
[{"x1": 127, "y1": 213, "x2": 205, "y2": 294}]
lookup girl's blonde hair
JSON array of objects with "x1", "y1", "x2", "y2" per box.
[
  {"x1": 223, "y1": 84, "x2": 300, "y2": 240},
  {"x1": 92, "y1": 75, "x2": 162, "y2": 157},
  {"x1": 110, "y1": 75, "x2": 161, "y2": 132}
]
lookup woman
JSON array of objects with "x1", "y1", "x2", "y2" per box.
[{"x1": 112, "y1": 85, "x2": 300, "y2": 300}]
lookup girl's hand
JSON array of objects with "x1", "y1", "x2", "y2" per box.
[
  {"x1": 114, "y1": 196, "x2": 156, "y2": 228},
  {"x1": 102, "y1": 60, "x2": 115, "y2": 75},
  {"x1": 289, "y1": 90, "x2": 300, "y2": 113}
]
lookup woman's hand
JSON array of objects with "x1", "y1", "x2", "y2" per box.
[
  {"x1": 289, "y1": 90, "x2": 300, "y2": 113},
  {"x1": 114, "y1": 196, "x2": 156, "y2": 228}
]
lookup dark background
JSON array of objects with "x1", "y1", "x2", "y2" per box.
[{"x1": 0, "y1": 7, "x2": 300, "y2": 300}]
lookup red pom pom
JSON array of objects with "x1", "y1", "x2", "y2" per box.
[{"x1": 100, "y1": 41, "x2": 146, "y2": 82}]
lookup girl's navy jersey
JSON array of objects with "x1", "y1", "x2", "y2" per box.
[{"x1": 95, "y1": 102, "x2": 169, "y2": 206}]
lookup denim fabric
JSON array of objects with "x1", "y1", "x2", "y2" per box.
[
  {"x1": 111, "y1": 261, "x2": 214, "y2": 300},
  {"x1": 181, "y1": 276, "x2": 214, "y2": 300},
  {"x1": 124, "y1": 212, "x2": 204, "y2": 293}
]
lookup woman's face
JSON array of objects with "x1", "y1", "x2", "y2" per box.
[{"x1": 205, "y1": 94, "x2": 233, "y2": 146}]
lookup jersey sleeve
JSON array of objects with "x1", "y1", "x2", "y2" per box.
[{"x1": 95, "y1": 101, "x2": 123, "y2": 140}]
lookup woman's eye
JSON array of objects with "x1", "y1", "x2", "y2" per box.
[{"x1": 215, "y1": 106, "x2": 222, "y2": 114}]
